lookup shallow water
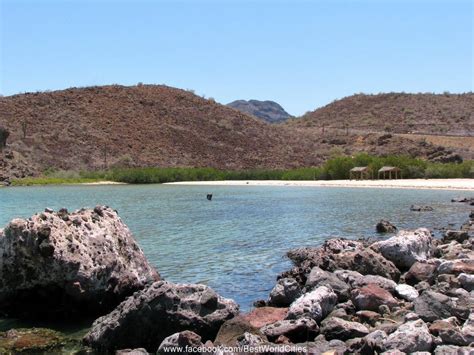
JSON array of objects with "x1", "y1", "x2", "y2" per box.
[{"x1": 0, "y1": 184, "x2": 471, "y2": 312}]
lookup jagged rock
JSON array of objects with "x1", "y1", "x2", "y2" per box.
[
  {"x1": 371, "y1": 228, "x2": 434, "y2": 269},
  {"x1": 286, "y1": 286, "x2": 337, "y2": 322},
  {"x1": 376, "y1": 220, "x2": 397, "y2": 233},
  {"x1": 395, "y1": 284, "x2": 419, "y2": 301},
  {"x1": 83, "y1": 281, "x2": 239, "y2": 352},
  {"x1": 364, "y1": 330, "x2": 387, "y2": 353},
  {"x1": 238, "y1": 307, "x2": 288, "y2": 329},
  {"x1": 157, "y1": 331, "x2": 203, "y2": 355},
  {"x1": 306, "y1": 335, "x2": 347, "y2": 354},
  {"x1": 351, "y1": 275, "x2": 398, "y2": 293},
  {"x1": 260, "y1": 317, "x2": 318, "y2": 343},
  {"x1": 214, "y1": 315, "x2": 264, "y2": 348},
  {"x1": 287, "y1": 239, "x2": 400, "y2": 281},
  {"x1": 351, "y1": 284, "x2": 398, "y2": 311},
  {"x1": 0, "y1": 206, "x2": 159, "y2": 318},
  {"x1": 461, "y1": 312, "x2": 474, "y2": 344},
  {"x1": 268, "y1": 278, "x2": 301, "y2": 307},
  {"x1": 434, "y1": 345, "x2": 474, "y2": 355},
  {"x1": 413, "y1": 290, "x2": 470, "y2": 322},
  {"x1": 116, "y1": 348, "x2": 149, "y2": 355},
  {"x1": 320, "y1": 317, "x2": 369, "y2": 340},
  {"x1": 429, "y1": 317, "x2": 459, "y2": 336},
  {"x1": 410, "y1": 205, "x2": 434, "y2": 212},
  {"x1": 383, "y1": 319, "x2": 432, "y2": 353},
  {"x1": 305, "y1": 267, "x2": 350, "y2": 301},
  {"x1": 404, "y1": 262, "x2": 437, "y2": 285},
  {"x1": 236, "y1": 332, "x2": 265, "y2": 347},
  {"x1": 443, "y1": 230, "x2": 469, "y2": 244},
  {"x1": 437, "y1": 259, "x2": 474, "y2": 275},
  {"x1": 355, "y1": 310, "x2": 381, "y2": 326}
]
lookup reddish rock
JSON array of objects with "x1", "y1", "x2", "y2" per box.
[
  {"x1": 405, "y1": 262, "x2": 437, "y2": 285},
  {"x1": 351, "y1": 284, "x2": 398, "y2": 311},
  {"x1": 240, "y1": 307, "x2": 288, "y2": 329}
]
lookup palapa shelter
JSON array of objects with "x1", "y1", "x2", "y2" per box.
[
  {"x1": 378, "y1": 166, "x2": 401, "y2": 179},
  {"x1": 349, "y1": 166, "x2": 372, "y2": 180}
]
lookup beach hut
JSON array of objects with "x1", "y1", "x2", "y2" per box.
[
  {"x1": 350, "y1": 166, "x2": 372, "y2": 180},
  {"x1": 378, "y1": 166, "x2": 401, "y2": 179}
]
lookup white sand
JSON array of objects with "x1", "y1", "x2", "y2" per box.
[{"x1": 166, "y1": 179, "x2": 474, "y2": 191}]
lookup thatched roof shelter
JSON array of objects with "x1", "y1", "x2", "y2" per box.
[
  {"x1": 350, "y1": 166, "x2": 372, "y2": 180},
  {"x1": 378, "y1": 166, "x2": 401, "y2": 179}
]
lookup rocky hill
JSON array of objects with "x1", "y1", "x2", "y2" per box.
[
  {"x1": 291, "y1": 93, "x2": 474, "y2": 136},
  {"x1": 0, "y1": 86, "x2": 469, "y2": 180},
  {"x1": 227, "y1": 100, "x2": 292, "y2": 123}
]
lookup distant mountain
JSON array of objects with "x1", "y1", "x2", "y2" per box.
[{"x1": 227, "y1": 100, "x2": 292, "y2": 123}]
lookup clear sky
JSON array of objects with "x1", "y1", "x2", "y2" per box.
[{"x1": 0, "y1": 0, "x2": 472, "y2": 116}]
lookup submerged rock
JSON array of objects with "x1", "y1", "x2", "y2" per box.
[
  {"x1": 371, "y1": 228, "x2": 434, "y2": 269},
  {"x1": 376, "y1": 220, "x2": 397, "y2": 233},
  {"x1": 0, "y1": 206, "x2": 159, "y2": 318},
  {"x1": 0, "y1": 328, "x2": 67, "y2": 353},
  {"x1": 83, "y1": 281, "x2": 238, "y2": 352},
  {"x1": 410, "y1": 205, "x2": 434, "y2": 212}
]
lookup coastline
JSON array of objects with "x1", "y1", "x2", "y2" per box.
[{"x1": 166, "y1": 178, "x2": 474, "y2": 191}]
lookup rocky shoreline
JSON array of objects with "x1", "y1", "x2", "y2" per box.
[{"x1": 0, "y1": 199, "x2": 473, "y2": 354}]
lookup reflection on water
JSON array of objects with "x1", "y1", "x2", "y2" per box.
[{"x1": 0, "y1": 184, "x2": 471, "y2": 311}]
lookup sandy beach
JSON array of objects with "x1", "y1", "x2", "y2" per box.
[{"x1": 167, "y1": 178, "x2": 474, "y2": 191}]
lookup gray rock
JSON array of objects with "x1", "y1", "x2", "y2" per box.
[
  {"x1": 410, "y1": 205, "x2": 434, "y2": 212},
  {"x1": 83, "y1": 281, "x2": 239, "y2": 352},
  {"x1": 116, "y1": 349, "x2": 149, "y2": 355},
  {"x1": 376, "y1": 220, "x2": 397, "y2": 233},
  {"x1": 320, "y1": 317, "x2": 370, "y2": 340},
  {"x1": 352, "y1": 275, "x2": 398, "y2": 292},
  {"x1": 413, "y1": 291, "x2": 470, "y2": 322},
  {"x1": 157, "y1": 331, "x2": 203, "y2": 354},
  {"x1": 351, "y1": 284, "x2": 398, "y2": 311},
  {"x1": 286, "y1": 286, "x2": 337, "y2": 322},
  {"x1": 236, "y1": 332, "x2": 265, "y2": 347},
  {"x1": 443, "y1": 230, "x2": 470, "y2": 244},
  {"x1": 438, "y1": 259, "x2": 474, "y2": 275},
  {"x1": 461, "y1": 312, "x2": 474, "y2": 344},
  {"x1": 0, "y1": 206, "x2": 159, "y2": 317},
  {"x1": 395, "y1": 284, "x2": 419, "y2": 301},
  {"x1": 364, "y1": 330, "x2": 387, "y2": 353},
  {"x1": 268, "y1": 278, "x2": 301, "y2": 307},
  {"x1": 383, "y1": 319, "x2": 432, "y2": 353},
  {"x1": 260, "y1": 317, "x2": 318, "y2": 343},
  {"x1": 458, "y1": 273, "x2": 474, "y2": 292},
  {"x1": 305, "y1": 267, "x2": 350, "y2": 301},
  {"x1": 371, "y1": 228, "x2": 434, "y2": 269},
  {"x1": 434, "y1": 345, "x2": 474, "y2": 355}
]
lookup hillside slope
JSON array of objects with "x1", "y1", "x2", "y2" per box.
[
  {"x1": 0, "y1": 86, "x2": 468, "y2": 180},
  {"x1": 227, "y1": 100, "x2": 292, "y2": 123},
  {"x1": 292, "y1": 93, "x2": 474, "y2": 136}
]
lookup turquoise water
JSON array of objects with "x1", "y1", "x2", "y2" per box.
[{"x1": 0, "y1": 184, "x2": 472, "y2": 310}]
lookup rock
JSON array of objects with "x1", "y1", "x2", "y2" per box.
[
  {"x1": 157, "y1": 331, "x2": 203, "y2": 355},
  {"x1": 236, "y1": 332, "x2": 265, "y2": 347},
  {"x1": 429, "y1": 317, "x2": 459, "y2": 335},
  {"x1": 371, "y1": 228, "x2": 434, "y2": 269},
  {"x1": 363, "y1": 330, "x2": 387, "y2": 353},
  {"x1": 260, "y1": 317, "x2": 319, "y2": 343},
  {"x1": 434, "y1": 345, "x2": 474, "y2": 355},
  {"x1": 394, "y1": 284, "x2": 419, "y2": 301},
  {"x1": 443, "y1": 230, "x2": 469, "y2": 244},
  {"x1": 451, "y1": 197, "x2": 474, "y2": 203},
  {"x1": 461, "y1": 312, "x2": 474, "y2": 344},
  {"x1": 438, "y1": 259, "x2": 474, "y2": 275},
  {"x1": 383, "y1": 319, "x2": 432, "y2": 353},
  {"x1": 83, "y1": 281, "x2": 239, "y2": 352},
  {"x1": 376, "y1": 220, "x2": 397, "y2": 233},
  {"x1": 438, "y1": 241, "x2": 474, "y2": 260},
  {"x1": 410, "y1": 205, "x2": 434, "y2": 212},
  {"x1": 286, "y1": 286, "x2": 337, "y2": 322},
  {"x1": 305, "y1": 267, "x2": 350, "y2": 301},
  {"x1": 306, "y1": 335, "x2": 347, "y2": 354},
  {"x1": 320, "y1": 317, "x2": 369, "y2": 340},
  {"x1": 404, "y1": 262, "x2": 437, "y2": 285},
  {"x1": 351, "y1": 275, "x2": 398, "y2": 293},
  {"x1": 0, "y1": 206, "x2": 160, "y2": 318},
  {"x1": 0, "y1": 328, "x2": 67, "y2": 353},
  {"x1": 268, "y1": 278, "x2": 301, "y2": 307},
  {"x1": 351, "y1": 284, "x2": 398, "y2": 311},
  {"x1": 413, "y1": 290, "x2": 469, "y2": 322},
  {"x1": 239, "y1": 307, "x2": 288, "y2": 328},
  {"x1": 287, "y1": 239, "x2": 400, "y2": 281},
  {"x1": 214, "y1": 315, "x2": 264, "y2": 348}
]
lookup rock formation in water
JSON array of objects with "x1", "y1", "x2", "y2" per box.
[{"x1": 0, "y1": 206, "x2": 160, "y2": 318}]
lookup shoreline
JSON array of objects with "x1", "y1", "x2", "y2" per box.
[{"x1": 166, "y1": 178, "x2": 474, "y2": 191}]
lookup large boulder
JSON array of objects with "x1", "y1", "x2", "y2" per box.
[
  {"x1": 383, "y1": 320, "x2": 432, "y2": 353},
  {"x1": 351, "y1": 284, "x2": 398, "y2": 311},
  {"x1": 320, "y1": 317, "x2": 369, "y2": 340},
  {"x1": 371, "y1": 228, "x2": 434, "y2": 269},
  {"x1": 286, "y1": 286, "x2": 337, "y2": 322},
  {"x1": 83, "y1": 281, "x2": 239, "y2": 352},
  {"x1": 268, "y1": 278, "x2": 301, "y2": 307},
  {"x1": 0, "y1": 206, "x2": 159, "y2": 318},
  {"x1": 413, "y1": 291, "x2": 470, "y2": 322}
]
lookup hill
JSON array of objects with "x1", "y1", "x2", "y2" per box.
[
  {"x1": 227, "y1": 99, "x2": 292, "y2": 123},
  {"x1": 291, "y1": 92, "x2": 474, "y2": 136},
  {"x1": 0, "y1": 86, "x2": 469, "y2": 181}
]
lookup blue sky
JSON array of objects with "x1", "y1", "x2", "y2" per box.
[{"x1": 1, "y1": 0, "x2": 472, "y2": 115}]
